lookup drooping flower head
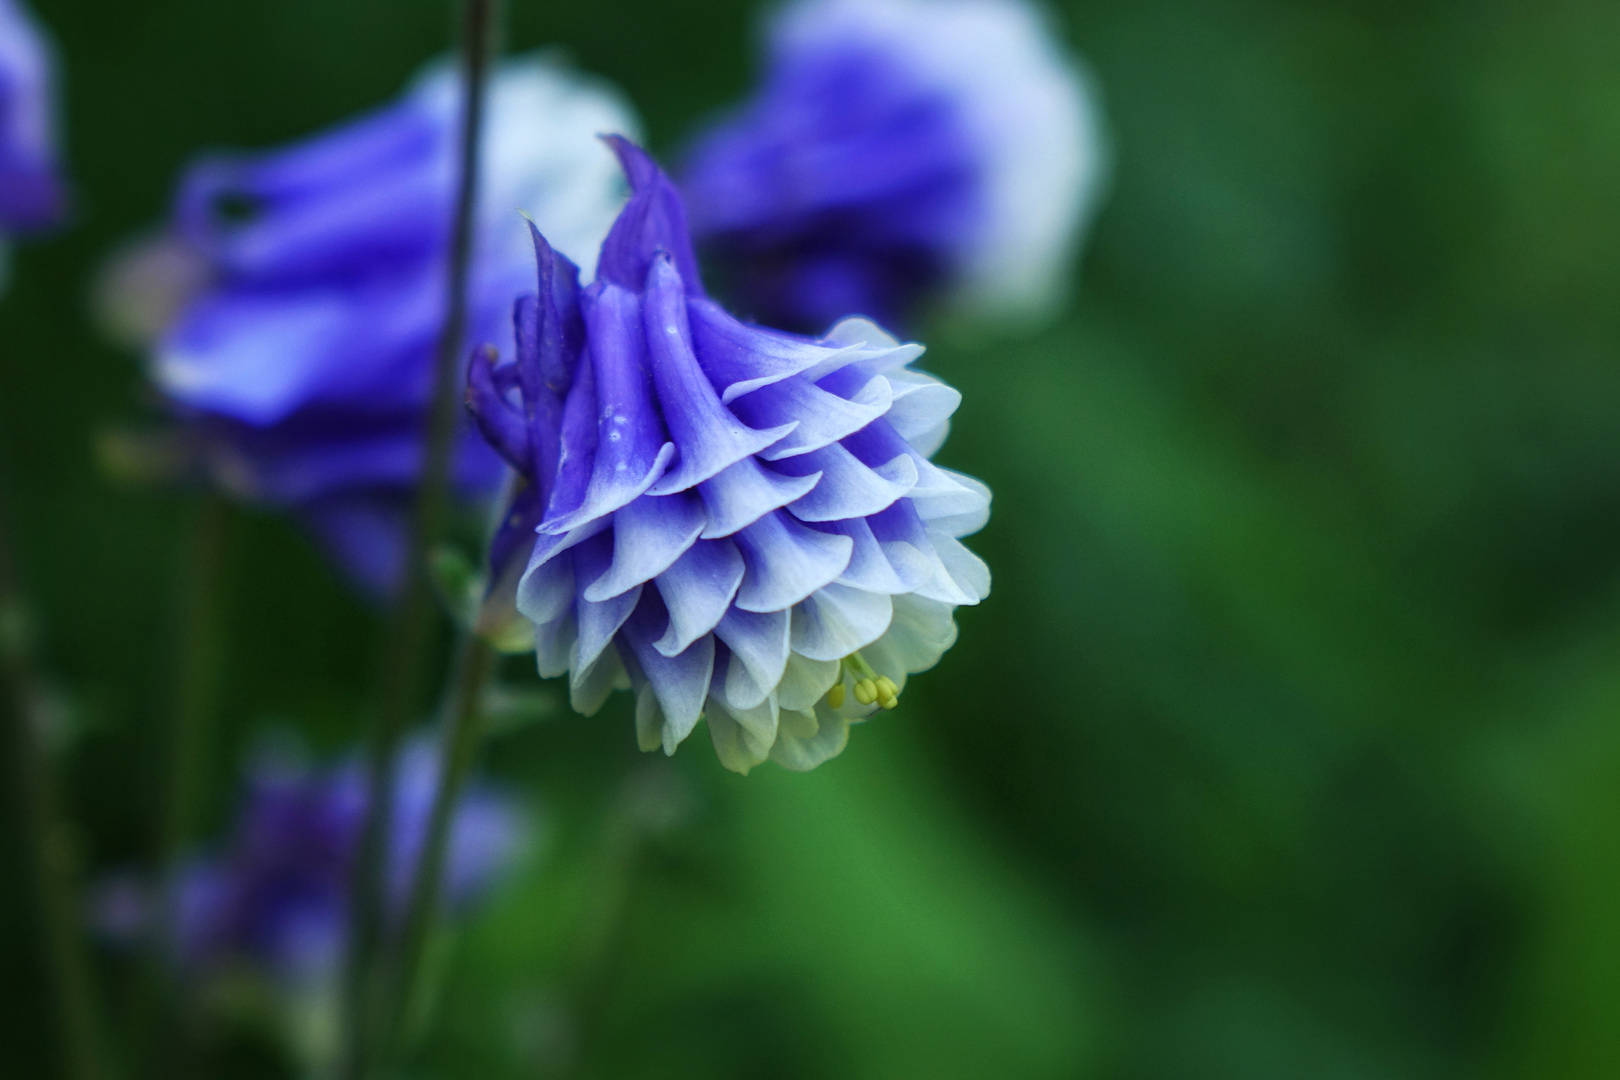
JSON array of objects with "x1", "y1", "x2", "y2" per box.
[
  {"x1": 0, "y1": 0, "x2": 66, "y2": 235},
  {"x1": 681, "y1": 0, "x2": 1107, "y2": 335},
  {"x1": 468, "y1": 138, "x2": 989, "y2": 774},
  {"x1": 99, "y1": 54, "x2": 639, "y2": 595}
]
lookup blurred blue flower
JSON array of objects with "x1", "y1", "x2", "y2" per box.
[
  {"x1": 100, "y1": 54, "x2": 639, "y2": 595},
  {"x1": 468, "y1": 138, "x2": 990, "y2": 774},
  {"x1": 680, "y1": 0, "x2": 1108, "y2": 335},
  {"x1": 0, "y1": 0, "x2": 66, "y2": 235},
  {"x1": 174, "y1": 735, "x2": 527, "y2": 988}
]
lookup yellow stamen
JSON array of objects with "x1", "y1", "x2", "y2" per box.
[
  {"x1": 853, "y1": 679, "x2": 878, "y2": 706},
  {"x1": 827, "y1": 683, "x2": 846, "y2": 709}
]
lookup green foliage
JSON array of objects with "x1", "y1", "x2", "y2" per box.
[{"x1": 4, "y1": 0, "x2": 1620, "y2": 1076}]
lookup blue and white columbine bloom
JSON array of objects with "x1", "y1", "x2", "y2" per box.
[
  {"x1": 104, "y1": 54, "x2": 639, "y2": 595},
  {"x1": 94, "y1": 735, "x2": 527, "y2": 1068},
  {"x1": 0, "y1": 0, "x2": 65, "y2": 239},
  {"x1": 468, "y1": 139, "x2": 989, "y2": 774},
  {"x1": 681, "y1": 0, "x2": 1107, "y2": 335}
]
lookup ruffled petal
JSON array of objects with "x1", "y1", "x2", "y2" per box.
[
  {"x1": 583, "y1": 489, "x2": 706, "y2": 602},
  {"x1": 697, "y1": 457, "x2": 820, "y2": 538},
  {"x1": 768, "y1": 702, "x2": 850, "y2": 772},
  {"x1": 882, "y1": 371, "x2": 961, "y2": 447},
  {"x1": 789, "y1": 584, "x2": 894, "y2": 661},
  {"x1": 730, "y1": 371, "x2": 892, "y2": 460},
  {"x1": 621, "y1": 591, "x2": 715, "y2": 752},
  {"x1": 778, "y1": 442, "x2": 916, "y2": 521},
  {"x1": 687, "y1": 298, "x2": 853, "y2": 401},
  {"x1": 642, "y1": 255, "x2": 796, "y2": 494},
  {"x1": 733, "y1": 511, "x2": 853, "y2": 612},
  {"x1": 714, "y1": 607, "x2": 791, "y2": 710},
  {"x1": 817, "y1": 516, "x2": 912, "y2": 594},
  {"x1": 570, "y1": 641, "x2": 627, "y2": 716},
  {"x1": 706, "y1": 683, "x2": 779, "y2": 775},
  {"x1": 911, "y1": 466, "x2": 991, "y2": 537},
  {"x1": 775, "y1": 651, "x2": 840, "y2": 711},
  {"x1": 652, "y1": 539, "x2": 745, "y2": 656},
  {"x1": 571, "y1": 534, "x2": 642, "y2": 671},
  {"x1": 542, "y1": 282, "x2": 674, "y2": 533}
]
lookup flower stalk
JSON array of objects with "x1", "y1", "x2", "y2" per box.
[
  {"x1": 155, "y1": 492, "x2": 231, "y2": 943},
  {"x1": 381, "y1": 631, "x2": 498, "y2": 1062},
  {"x1": 339, "y1": 0, "x2": 501, "y2": 1075}
]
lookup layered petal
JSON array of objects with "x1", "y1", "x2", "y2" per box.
[{"x1": 476, "y1": 140, "x2": 989, "y2": 773}]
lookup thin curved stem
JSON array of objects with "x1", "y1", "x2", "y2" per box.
[
  {"x1": 382, "y1": 632, "x2": 496, "y2": 1063},
  {"x1": 155, "y1": 492, "x2": 231, "y2": 937},
  {"x1": 338, "y1": 0, "x2": 500, "y2": 1076},
  {"x1": 0, "y1": 476, "x2": 116, "y2": 1080}
]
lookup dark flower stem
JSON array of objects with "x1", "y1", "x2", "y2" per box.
[
  {"x1": 340, "y1": 0, "x2": 499, "y2": 1075},
  {"x1": 156, "y1": 493, "x2": 231, "y2": 930},
  {"x1": 134, "y1": 493, "x2": 231, "y2": 1075},
  {"x1": 0, "y1": 476, "x2": 116, "y2": 1080},
  {"x1": 382, "y1": 631, "x2": 497, "y2": 1062}
]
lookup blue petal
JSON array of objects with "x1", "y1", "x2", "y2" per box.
[
  {"x1": 696, "y1": 457, "x2": 820, "y2": 539},
  {"x1": 913, "y1": 467, "x2": 991, "y2": 537},
  {"x1": 733, "y1": 511, "x2": 853, "y2": 613},
  {"x1": 583, "y1": 489, "x2": 706, "y2": 602},
  {"x1": 919, "y1": 530, "x2": 991, "y2": 605},
  {"x1": 516, "y1": 543, "x2": 574, "y2": 627},
  {"x1": 815, "y1": 516, "x2": 912, "y2": 594},
  {"x1": 621, "y1": 590, "x2": 715, "y2": 751},
  {"x1": 596, "y1": 136, "x2": 705, "y2": 296},
  {"x1": 687, "y1": 298, "x2": 851, "y2": 402},
  {"x1": 714, "y1": 607, "x2": 791, "y2": 710},
  {"x1": 904, "y1": 457, "x2": 992, "y2": 525},
  {"x1": 541, "y1": 282, "x2": 675, "y2": 533},
  {"x1": 777, "y1": 442, "x2": 916, "y2": 521},
  {"x1": 642, "y1": 255, "x2": 796, "y2": 494},
  {"x1": 464, "y1": 347, "x2": 530, "y2": 471},
  {"x1": 526, "y1": 222, "x2": 585, "y2": 396},
  {"x1": 652, "y1": 539, "x2": 744, "y2": 656},
  {"x1": 882, "y1": 371, "x2": 961, "y2": 448},
  {"x1": 866, "y1": 500, "x2": 943, "y2": 592},
  {"x1": 570, "y1": 533, "x2": 642, "y2": 671},
  {"x1": 729, "y1": 370, "x2": 891, "y2": 460}
]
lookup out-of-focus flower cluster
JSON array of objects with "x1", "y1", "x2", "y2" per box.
[
  {"x1": 682, "y1": 0, "x2": 1107, "y2": 334},
  {"x1": 98, "y1": 54, "x2": 639, "y2": 595},
  {"x1": 0, "y1": 0, "x2": 66, "y2": 264},
  {"x1": 95, "y1": 735, "x2": 528, "y2": 1067},
  {"x1": 93, "y1": 0, "x2": 1101, "y2": 596}
]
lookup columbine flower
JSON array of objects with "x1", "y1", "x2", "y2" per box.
[
  {"x1": 177, "y1": 737, "x2": 524, "y2": 978},
  {"x1": 680, "y1": 0, "x2": 1107, "y2": 334},
  {"x1": 467, "y1": 138, "x2": 989, "y2": 774},
  {"x1": 0, "y1": 0, "x2": 66, "y2": 237},
  {"x1": 96, "y1": 735, "x2": 526, "y2": 1068},
  {"x1": 98, "y1": 54, "x2": 639, "y2": 595}
]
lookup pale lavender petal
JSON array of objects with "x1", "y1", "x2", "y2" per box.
[
  {"x1": 696, "y1": 457, "x2": 820, "y2": 539},
  {"x1": 652, "y1": 540, "x2": 745, "y2": 656},
  {"x1": 642, "y1": 255, "x2": 796, "y2": 494},
  {"x1": 583, "y1": 489, "x2": 707, "y2": 602},
  {"x1": 733, "y1": 511, "x2": 853, "y2": 612}
]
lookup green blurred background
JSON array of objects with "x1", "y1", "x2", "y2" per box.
[{"x1": 5, "y1": 0, "x2": 1620, "y2": 1076}]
